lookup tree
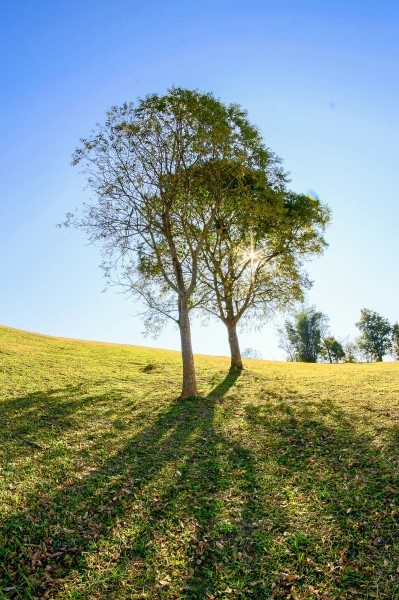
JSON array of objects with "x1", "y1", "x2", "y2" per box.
[
  {"x1": 342, "y1": 338, "x2": 358, "y2": 363},
  {"x1": 196, "y1": 175, "x2": 330, "y2": 369},
  {"x1": 65, "y1": 87, "x2": 267, "y2": 398},
  {"x1": 280, "y1": 307, "x2": 326, "y2": 362},
  {"x1": 320, "y1": 337, "x2": 345, "y2": 363},
  {"x1": 242, "y1": 347, "x2": 263, "y2": 360},
  {"x1": 391, "y1": 323, "x2": 399, "y2": 361},
  {"x1": 356, "y1": 308, "x2": 392, "y2": 362}
]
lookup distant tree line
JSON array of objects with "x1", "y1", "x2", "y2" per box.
[{"x1": 280, "y1": 307, "x2": 399, "y2": 363}]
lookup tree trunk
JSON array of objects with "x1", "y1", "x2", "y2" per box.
[
  {"x1": 178, "y1": 296, "x2": 198, "y2": 398},
  {"x1": 227, "y1": 321, "x2": 243, "y2": 370},
  {"x1": 324, "y1": 342, "x2": 332, "y2": 363}
]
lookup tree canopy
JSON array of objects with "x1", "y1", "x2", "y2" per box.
[
  {"x1": 195, "y1": 175, "x2": 330, "y2": 369},
  {"x1": 66, "y1": 87, "x2": 272, "y2": 397},
  {"x1": 280, "y1": 307, "x2": 326, "y2": 363},
  {"x1": 391, "y1": 323, "x2": 399, "y2": 361},
  {"x1": 320, "y1": 337, "x2": 346, "y2": 363},
  {"x1": 356, "y1": 308, "x2": 392, "y2": 362}
]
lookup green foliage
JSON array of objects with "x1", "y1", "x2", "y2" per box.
[
  {"x1": 342, "y1": 338, "x2": 358, "y2": 363},
  {"x1": 1, "y1": 325, "x2": 399, "y2": 598},
  {"x1": 356, "y1": 308, "x2": 392, "y2": 362},
  {"x1": 391, "y1": 322, "x2": 399, "y2": 361},
  {"x1": 66, "y1": 86, "x2": 331, "y2": 378},
  {"x1": 321, "y1": 337, "x2": 346, "y2": 363},
  {"x1": 67, "y1": 87, "x2": 275, "y2": 396},
  {"x1": 197, "y1": 174, "x2": 330, "y2": 330},
  {"x1": 281, "y1": 307, "x2": 325, "y2": 362},
  {"x1": 69, "y1": 87, "x2": 270, "y2": 309}
]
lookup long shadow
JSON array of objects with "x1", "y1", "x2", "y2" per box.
[
  {"x1": 49, "y1": 368, "x2": 276, "y2": 598},
  {"x1": 63, "y1": 368, "x2": 293, "y2": 599},
  {"x1": 243, "y1": 392, "x2": 399, "y2": 598},
  {"x1": 5, "y1": 370, "x2": 397, "y2": 598},
  {"x1": 1, "y1": 382, "x2": 121, "y2": 446},
  {"x1": 123, "y1": 369, "x2": 272, "y2": 598},
  {"x1": 0, "y1": 370, "x2": 245, "y2": 599}
]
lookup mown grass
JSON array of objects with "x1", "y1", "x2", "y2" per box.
[{"x1": 1, "y1": 325, "x2": 399, "y2": 599}]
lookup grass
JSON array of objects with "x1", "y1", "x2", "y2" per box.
[{"x1": 1, "y1": 324, "x2": 399, "y2": 599}]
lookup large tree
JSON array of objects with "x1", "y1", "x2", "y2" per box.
[
  {"x1": 65, "y1": 87, "x2": 268, "y2": 397},
  {"x1": 197, "y1": 182, "x2": 330, "y2": 369},
  {"x1": 356, "y1": 308, "x2": 392, "y2": 362}
]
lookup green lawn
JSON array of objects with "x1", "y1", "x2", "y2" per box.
[{"x1": 1, "y1": 325, "x2": 399, "y2": 599}]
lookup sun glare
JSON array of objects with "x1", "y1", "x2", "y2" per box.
[{"x1": 239, "y1": 237, "x2": 261, "y2": 269}]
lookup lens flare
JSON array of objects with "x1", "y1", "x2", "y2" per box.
[{"x1": 239, "y1": 237, "x2": 261, "y2": 269}]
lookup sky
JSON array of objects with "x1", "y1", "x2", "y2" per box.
[{"x1": 1, "y1": 0, "x2": 398, "y2": 360}]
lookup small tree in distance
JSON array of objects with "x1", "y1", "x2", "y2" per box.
[
  {"x1": 343, "y1": 338, "x2": 358, "y2": 363},
  {"x1": 320, "y1": 337, "x2": 346, "y2": 363},
  {"x1": 242, "y1": 347, "x2": 264, "y2": 360},
  {"x1": 390, "y1": 322, "x2": 399, "y2": 360},
  {"x1": 280, "y1": 307, "x2": 325, "y2": 363},
  {"x1": 356, "y1": 308, "x2": 392, "y2": 362}
]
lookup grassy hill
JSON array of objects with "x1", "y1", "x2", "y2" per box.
[{"x1": 1, "y1": 325, "x2": 399, "y2": 599}]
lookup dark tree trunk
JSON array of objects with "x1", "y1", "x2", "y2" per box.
[
  {"x1": 227, "y1": 321, "x2": 243, "y2": 370},
  {"x1": 178, "y1": 297, "x2": 198, "y2": 398},
  {"x1": 324, "y1": 342, "x2": 332, "y2": 363}
]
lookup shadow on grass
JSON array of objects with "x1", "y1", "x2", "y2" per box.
[
  {"x1": 243, "y1": 393, "x2": 399, "y2": 597},
  {"x1": 0, "y1": 382, "x2": 125, "y2": 444},
  {"x1": 1, "y1": 372, "x2": 399, "y2": 599},
  {"x1": 1, "y1": 370, "x2": 266, "y2": 598}
]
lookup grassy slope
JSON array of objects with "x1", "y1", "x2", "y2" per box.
[{"x1": 1, "y1": 325, "x2": 399, "y2": 600}]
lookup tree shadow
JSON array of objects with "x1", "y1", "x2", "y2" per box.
[
  {"x1": 97, "y1": 369, "x2": 277, "y2": 598},
  {"x1": 1, "y1": 370, "x2": 257, "y2": 598},
  {"x1": 2, "y1": 370, "x2": 398, "y2": 599},
  {"x1": 0, "y1": 382, "x2": 135, "y2": 483},
  {"x1": 243, "y1": 391, "x2": 399, "y2": 597},
  {"x1": 1, "y1": 382, "x2": 120, "y2": 437}
]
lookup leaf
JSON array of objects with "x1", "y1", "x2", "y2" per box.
[
  {"x1": 306, "y1": 557, "x2": 323, "y2": 572},
  {"x1": 281, "y1": 572, "x2": 301, "y2": 586}
]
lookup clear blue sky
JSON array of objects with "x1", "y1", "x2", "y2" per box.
[{"x1": 1, "y1": 0, "x2": 398, "y2": 359}]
